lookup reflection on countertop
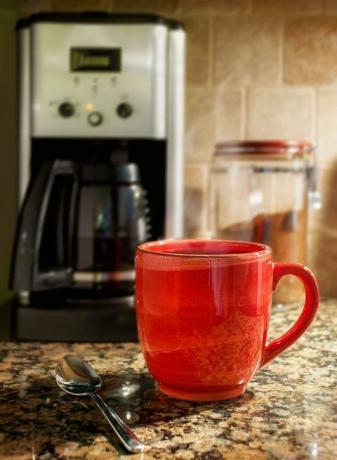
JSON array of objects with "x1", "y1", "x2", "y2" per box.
[{"x1": 0, "y1": 300, "x2": 336, "y2": 459}]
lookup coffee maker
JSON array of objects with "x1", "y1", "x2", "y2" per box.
[{"x1": 10, "y1": 12, "x2": 185, "y2": 341}]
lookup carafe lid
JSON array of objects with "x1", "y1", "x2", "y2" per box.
[
  {"x1": 81, "y1": 163, "x2": 140, "y2": 183},
  {"x1": 214, "y1": 140, "x2": 314, "y2": 159}
]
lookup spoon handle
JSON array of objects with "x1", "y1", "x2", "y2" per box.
[{"x1": 91, "y1": 393, "x2": 144, "y2": 453}]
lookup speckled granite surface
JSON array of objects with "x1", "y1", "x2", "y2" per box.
[{"x1": 0, "y1": 300, "x2": 336, "y2": 459}]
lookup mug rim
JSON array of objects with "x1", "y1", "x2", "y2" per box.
[{"x1": 137, "y1": 239, "x2": 272, "y2": 259}]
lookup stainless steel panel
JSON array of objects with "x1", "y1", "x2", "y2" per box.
[
  {"x1": 73, "y1": 271, "x2": 135, "y2": 283},
  {"x1": 30, "y1": 23, "x2": 167, "y2": 139},
  {"x1": 165, "y1": 28, "x2": 185, "y2": 238}
]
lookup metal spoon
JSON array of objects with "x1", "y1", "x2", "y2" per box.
[{"x1": 55, "y1": 354, "x2": 144, "y2": 453}]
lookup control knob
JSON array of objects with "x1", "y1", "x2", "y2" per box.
[
  {"x1": 116, "y1": 102, "x2": 133, "y2": 119},
  {"x1": 58, "y1": 102, "x2": 75, "y2": 118},
  {"x1": 88, "y1": 111, "x2": 103, "y2": 127}
]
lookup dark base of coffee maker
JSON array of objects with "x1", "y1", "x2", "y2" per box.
[{"x1": 0, "y1": 296, "x2": 138, "y2": 342}]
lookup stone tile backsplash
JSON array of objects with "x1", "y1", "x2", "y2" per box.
[
  {"x1": 215, "y1": 88, "x2": 244, "y2": 142},
  {"x1": 51, "y1": 0, "x2": 112, "y2": 11},
  {"x1": 177, "y1": 0, "x2": 251, "y2": 15},
  {"x1": 252, "y1": 0, "x2": 324, "y2": 15},
  {"x1": 19, "y1": 0, "x2": 337, "y2": 295},
  {"x1": 185, "y1": 87, "x2": 217, "y2": 163},
  {"x1": 284, "y1": 17, "x2": 337, "y2": 85},
  {"x1": 246, "y1": 88, "x2": 315, "y2": 140},
  {"x1": 214, "y1": 17, "x2": 283, "y2": 86},
  {"x1": 182, "y1": 15, "x2": 212, "y2": 85},
  {"x1": 112, "y1": 0, "x2": 178, "y2": 15},
  {"x1": 317, "y1": 89, "x2": 337, "y2": 165},
  {"x1": 184, "y1": 164, "x2": 209, "y2": 237}
]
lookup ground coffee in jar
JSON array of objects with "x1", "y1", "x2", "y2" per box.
[{"x1": 208, "y1": 140, "x2": 320, "y2": 304}]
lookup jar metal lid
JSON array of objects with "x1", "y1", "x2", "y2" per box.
[{"x1": 215, "y1": 140, "x2": 314, "y2": 158}]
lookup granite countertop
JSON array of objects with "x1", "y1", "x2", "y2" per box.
[{"x1": 0, "y1": 300, "x2": 336, "y2": 460}]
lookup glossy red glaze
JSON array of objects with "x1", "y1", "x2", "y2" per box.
[
  {"x1": 135, "y1": 240, "x2": 319, "y2": 401},
  {"x1": 260, "y1": 262, "x2": 319, "y2": 367}
]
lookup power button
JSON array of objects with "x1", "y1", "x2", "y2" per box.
[{"x1": 88, "y1": 111, "x2": 103, "y2": 127}]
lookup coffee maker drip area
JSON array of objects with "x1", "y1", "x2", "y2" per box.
[{"x1": 6, "y1": 13, "x2": 185, "y2": 341}]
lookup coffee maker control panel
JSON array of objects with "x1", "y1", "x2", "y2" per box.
[
  {"x1": 30, "y1": 23, "x2": 167, "y2": 139},
  {"x1": 56, "y1": 101, "x2": 133, "y2": 124}
]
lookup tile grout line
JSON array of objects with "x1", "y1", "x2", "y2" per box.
[
  {"x1": 313, "y1": 86, "x2": 318, "y2": 146},
  {"x1": 209, "y1": 13, "x2": 214, "y2": 88},
  {"x1": 242, "y1": 87, "x2": 248, "y2": 139},
  {"x1": 280, "y1": 17, "x2": 284, "y2": 87}
]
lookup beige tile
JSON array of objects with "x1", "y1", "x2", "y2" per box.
[
  {"x1": 317, "y1": 89, "x2": 337, "y2": 165},
  {"x1": 215, "y1": 87, "x2": 243, "y2": 142},
  {"x1": 112, "y1": 0, "x2": 178, "y2": 14},
  {"x1": 185, "y1": 87, "x2": 217, "y2": 163},
  {"x1": 253, "y1": 0, "x2": 323, "y2": 15},
  {"x1": 309, "y1": 166, "x2": 337, "y2": 232},
  {"x1": 214, "y1": 17, "x2": 282, "y2": 86},
  {"x1": 284, "y1": 17, "x2": 337, "y2": 85},
  {"x1": 181, "y1": 16, "x2": 211, "y2": 85},
  {"x1": 178, "y1": 0, "x2": 250, "y2": 14},
  {"x1": 309, "y1": 229, "x2": 337, "y2": 297},
  {"x1": 308, "y1": 165, "x2": 337, "y2": 296},
  {"x1": 19, "y1": 0, "x2": 51, "y2": 16},
  {"x1": 184, "y1": 164, "x2": 210, "y2": 237},
  {"x1": 51, "y1": 0, "x2": 112, "y2": 11},
  {"x1": 325, "y1": 0, "x2": 337, "y2": 13},
  {"x1": 246, "y1": 88, "x2": 315, "y2": 140}
]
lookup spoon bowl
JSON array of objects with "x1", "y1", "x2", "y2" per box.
[
  {"x1": 56, "y1": 355, "x2": 101, "y2": 396},
  {"x1": 55, "y1": 354, "x2": 144, "y2": 453}
]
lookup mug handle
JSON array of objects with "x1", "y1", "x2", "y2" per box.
[{"x1": 259, "y1": 263, "x2": 319, "y2": 368}]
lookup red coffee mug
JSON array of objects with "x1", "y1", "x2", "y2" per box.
[{"x1": 135, "y1": 240, "x2": 319, "y2": 401}]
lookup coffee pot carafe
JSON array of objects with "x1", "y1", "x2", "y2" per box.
[{"x1": 11, "y1": 160, "x2": 150, "y2": 303}]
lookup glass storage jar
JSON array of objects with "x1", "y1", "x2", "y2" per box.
[{"x1": 208, "y1": 140, "x2": 320, "y2": 304}]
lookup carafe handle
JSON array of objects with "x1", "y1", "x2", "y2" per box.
[{"x1": 10, "y1": 160, "x2": 78, "y2": 292}]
